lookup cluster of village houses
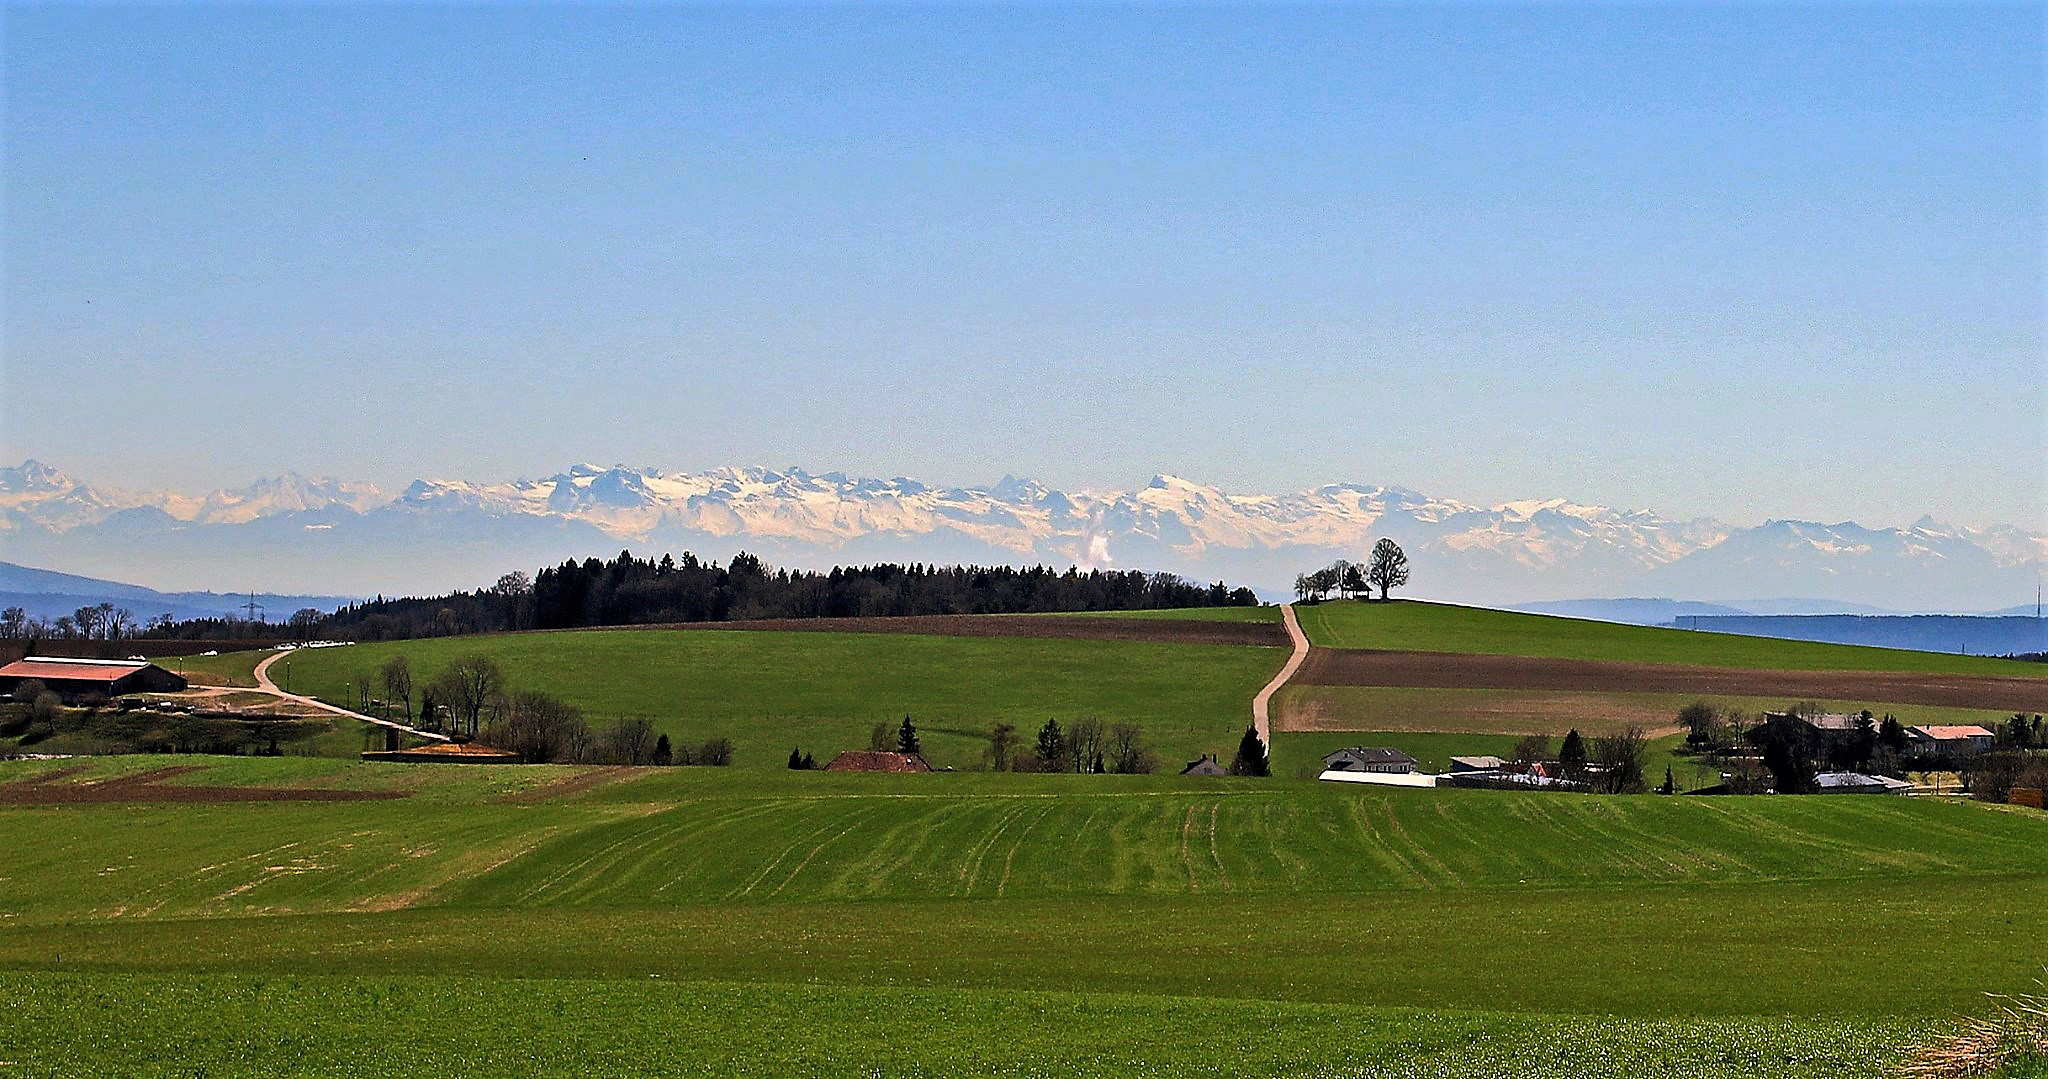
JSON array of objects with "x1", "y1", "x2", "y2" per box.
[{"x1": 1316, "y1": 712, "x2": 2004, "y2": 795}]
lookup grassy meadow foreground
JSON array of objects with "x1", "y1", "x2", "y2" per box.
[
  {"x1": 2, "y1": 756, "x2": 2046, "y2": 1076},
  {"x1": 7, "y1": 601, "x2": 2048, "y2": 1075}
]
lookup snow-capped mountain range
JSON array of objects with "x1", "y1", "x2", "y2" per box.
[{"x1": 1, "y1": 459, "x2": 2040, "y2": 611}]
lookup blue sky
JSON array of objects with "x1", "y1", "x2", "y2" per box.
[{"x1": 3, "y1": 3, "x2": 2041, "y2": 529}]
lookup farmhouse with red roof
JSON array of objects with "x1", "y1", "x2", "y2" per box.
[{"x1": 0, "y1": 657, "x2": 187, "y2": 702}]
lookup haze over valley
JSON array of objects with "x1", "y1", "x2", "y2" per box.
[{"x1": 3, "y1": 458, "x2": 2039, "y2": 613}]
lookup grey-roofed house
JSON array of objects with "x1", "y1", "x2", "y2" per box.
[
  {"x1": 1322, "y1": 747, "x2": 1418, "y2": 774},
  {"x1": 1180, "y1": 753, "x2": 1227, "y2": 777},
  {"x1": 1813, "y1": 771, "x2": 1915, "y2": 795}
]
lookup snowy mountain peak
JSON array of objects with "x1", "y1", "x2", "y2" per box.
[
  {"x1": 0, "y1": 459, "x2": 72, "y2": 493},
  {"x1": 3, "y1": 459, "x2": 2040, "y2": 609}
]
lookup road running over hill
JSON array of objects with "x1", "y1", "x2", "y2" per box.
[
  {"x1": 1251, "y1": 604, "x2": 1309, "y2": 744},
  {"x1": 252, "y1": 650, "x2": 450, "y2": 743}
]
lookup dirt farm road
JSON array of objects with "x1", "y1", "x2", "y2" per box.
[
  {"x1": 1251, "y1": 604, "x2": 1309, "y2": 744},
  {"x1": 253, "y1": 650, "x2": 450, "y2": 743}
]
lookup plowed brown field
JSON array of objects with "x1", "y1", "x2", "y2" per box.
[
  {"x1": 0, "y1": 765, "x2": 408, "y2": 805},
  {"x1": 1297, "y1": 648, "x2": 2048, "y2": 713}
]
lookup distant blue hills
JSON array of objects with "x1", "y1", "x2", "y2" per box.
[
  {"x1": 0, "y1": 562, "x2": 360, "y2": 624},
  {"x1": 1513, "y1": 597, "x2": 2046, "y2": 657}
]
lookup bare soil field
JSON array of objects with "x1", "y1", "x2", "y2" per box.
[
  {"x1": 0, "y1": 765, "x2": 408, "y2": 805},
  {"x1": 1297, "y1": 648, "x2": 2048, "y2": 713},
  {"x1": 640, "y1": 613, "x2": 1290, "y2": 648}
]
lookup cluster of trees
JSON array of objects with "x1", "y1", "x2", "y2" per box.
[
  {"x1": 349, "y1": 652, "x2": 730, "y2": 766},
  {"x1": 783, "y1": 718, "x2": 1266, "y2": 777},
  {"x1": 1677, "y1": 700, "x2": 2048, "y2": 797},
  {"x1": 1482, "y1": 727, "x2": 1647, "y2": 793},
  {"x1": 1294, "y1": 539, "x2": 1408, "y2": 603},
  {"x1": 982, "y1": 717, "x2": 1159, "y2": 774},
  {"x1": 302, "y1": 554, "x2": 1258, "y2": 642},
  {"x1": 0, "y1": 603, "x2": 162, "y2": 642}
]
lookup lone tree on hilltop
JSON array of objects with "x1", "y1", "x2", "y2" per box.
[
  {"x1": 896, "y1": 714, "x2": 921, "y2": 756},
  {"x1": 1230, "y1": 727, "x2": 1270, "y2": 777},
  {"x1": 1366, "y1": 538, "x2": 1409, "y2": 601}
]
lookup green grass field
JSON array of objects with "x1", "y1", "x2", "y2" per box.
[
  {"x1": 262, "y1": 628, "x2": 1284, "y2": 771},
  {"x1": 1, "y1": 757, "x2": 2044, "y2": 1075},
  {"x1": 160, "y1": 648, "x2": 268, "y2": 687},
  {"x1": 3, "y1": 751, "x2": 2044, "y2": 1076},
  {"x1": 1297, "y1": 600, "x2": 2048, "y2": 675},
  {"x1": 12, "y1": 605, "x2": 2047, "y2": 1075}
]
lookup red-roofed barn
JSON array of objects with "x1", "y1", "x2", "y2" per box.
[{"x1": 0, "y1": 657, "x2": 187, "y2": 702}]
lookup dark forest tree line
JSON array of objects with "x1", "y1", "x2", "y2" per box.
[{"x1": 310, "y1": 553, "x2": 1258, "y2": 641}]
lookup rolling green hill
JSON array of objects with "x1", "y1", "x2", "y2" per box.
[
  {"x1": 1296, "y1": 600, "x2": 2048, "y2": 674},
  {"x1": 265, "y1": 628, "x2": 1283, "y2": 770}
]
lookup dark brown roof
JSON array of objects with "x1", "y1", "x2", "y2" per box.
[{"x1": 823, "y1": 750, "x2": 931, "y2": 773}]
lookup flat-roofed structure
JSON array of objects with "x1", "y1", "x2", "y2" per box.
[{"x1": 0, "y1": 657, "x2": 187, "y2": 702}]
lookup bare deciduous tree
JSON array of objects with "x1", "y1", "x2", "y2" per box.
[
  {"x1": 599, "y1": 717, "x2": 658, "y2": 765},
  {"x1": 1366, "y1": 538, "x2": 1409, "y2": 601},
  {"x1": 989, "y1": 723, "x2": 1018, "y2": 772},
  {"x1": 380, "y1": 655, "x2": 414, "y2": 722},
  {"x1": 1592, "y1": 725, "x2": 1649, "y2": 794},
  {"x1": 1108, "y1": 723, "x2": 1156, "y2": 774},
  {"x1": 434, "y1": 654, "x2": 505, "y2": 737},
  {"x1": 1067, "y1": 716, "x2": 1106, "y2": 773},
  {"x1": 480, "y1": 690, "x2": 590, "y2": 763}
]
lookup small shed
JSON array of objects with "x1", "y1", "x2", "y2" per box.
[
  {"x1": 1323, "y1": 747, "x2": 1418, "y2": 774},
  {"x1": 823, "y1": 750, "x2": 931, "y2": 773},
  {"x1": 0, "y1": 657, "x2": 187, "y2": 702},
  {"x1": 1180, "y1": 753, "x2": 1226, "y2": 777}
]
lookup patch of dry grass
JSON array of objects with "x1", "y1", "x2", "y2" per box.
[{"x1": 1902, "y1": 993, "x2": 2048, "y2": 1078}]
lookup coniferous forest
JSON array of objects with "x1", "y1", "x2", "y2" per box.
[{"x1": 313, "y1": 552, "x2": 1259, "y2": 641}]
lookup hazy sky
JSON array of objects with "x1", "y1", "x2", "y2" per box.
[{"x1": 4, "y1": 4, "x2": 2042, "y2": 530}]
